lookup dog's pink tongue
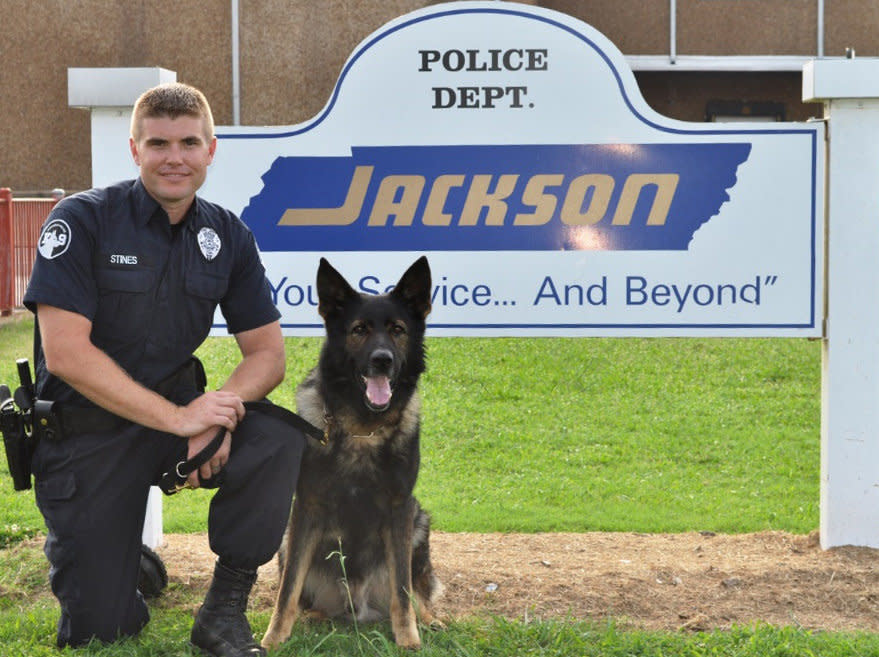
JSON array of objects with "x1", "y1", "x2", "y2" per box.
[{"x1": 366, "y1": 376, "x2": 392, "y2": 407}]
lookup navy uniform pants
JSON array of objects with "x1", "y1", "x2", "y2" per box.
[{"x1": 32, "y1": 408, "x2": 304, "y2": 648}]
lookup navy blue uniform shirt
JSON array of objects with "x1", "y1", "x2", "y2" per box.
[{"x1": 24, "y1": 178, "x2": 281, "y2": 407}]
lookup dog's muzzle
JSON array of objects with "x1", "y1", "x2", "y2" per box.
[{"x1": 362, "y1": 348, "x2": 395, "y2": 411}]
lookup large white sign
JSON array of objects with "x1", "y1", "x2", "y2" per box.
[{"x1": 201, "y1": 1, "x2": 823, "y2": 337}]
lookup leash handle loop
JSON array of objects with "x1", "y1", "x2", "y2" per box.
[{"x1": 159, "y1": 426, "x2": 226, "y2": 495}]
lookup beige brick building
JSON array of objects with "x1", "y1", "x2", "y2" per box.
[{"x1": 1, "y1": 0, "x2": 875, "y2": 192}]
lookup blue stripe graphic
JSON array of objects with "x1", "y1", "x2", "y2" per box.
[{"x1": 242, "y1": 143, "x2": 751, "y2": 252}]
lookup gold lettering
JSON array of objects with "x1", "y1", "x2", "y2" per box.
[
  {"x1": 278, "y1": 165, "x2": 373, "y2": 226},
  {"x1": 276, "y1": 165, "x2": 681, "y2": 230},
  {"x1": 460, "y1": 174, "x2": 519, "y2": 226},
  {"x1": 612, "y1": 174, "x2": 679, "y2": 226},
  {"x1": 368, "y1": 175, "x2": 425, "y2": 226},
  {"x1": 423, "y1": 175, "x2": 465, "y2": 226},
  {"x1": 514, "y1": 174, "x2": 563, "y2": 226},
  {"x1": 561, "y1": 174, "x2": 614, "y2": 225}
]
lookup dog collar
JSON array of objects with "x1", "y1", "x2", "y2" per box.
[{"x1": 322, "y1": 410, "x2": 377, "y2": 442}]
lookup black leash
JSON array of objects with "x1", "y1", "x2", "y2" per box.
[
  {"x1": 158, "y1": 400, "x2": 324, "y2": 495},
  {"x1": 158, "y1": 425, "x2": 226, "y2": 495},
  {"x1": 243, "y1": 399, "x2": 326, "y2": 444}
]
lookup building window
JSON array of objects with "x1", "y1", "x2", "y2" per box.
[{"x1": 705, "y1": 100, "x2": 786, "y2": 122}]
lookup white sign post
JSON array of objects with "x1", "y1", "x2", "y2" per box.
[
  {"x1": 804, "y1": 59, "x2": 879, "y2": 548},
  {"x1": 65, "y1": 2, "x2": 879, "y2": 548}
]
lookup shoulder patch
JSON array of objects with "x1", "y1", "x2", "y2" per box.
[{"x1": 38, "y1": 219, "x2": 72, "y2": 260}]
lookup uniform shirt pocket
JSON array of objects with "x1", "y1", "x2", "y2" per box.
[
  {"x1": 92, "y1": 266, "x2": 155, "y2": 347},
  {"x1": 95, "y1": 267, "x2": 154, "y2": 294},
  {"x1": 182, "y1": 271, "x2": 230, "y2": 338}
]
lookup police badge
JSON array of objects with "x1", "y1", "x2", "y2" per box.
[{"x1": 197, "y1": 227, "x2": 221, "y2": 261}]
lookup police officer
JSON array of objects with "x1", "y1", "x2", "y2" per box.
[{"x1": 23, "y1": 83, "x2": 300, "y2": 657}]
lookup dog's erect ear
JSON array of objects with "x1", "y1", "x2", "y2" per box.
[
  {"x1": 391, "y1": 256, "x2": 432, "y2": 319},
  {"x1": 316, "y1": 258, "x2": 359, "y2": 319}
]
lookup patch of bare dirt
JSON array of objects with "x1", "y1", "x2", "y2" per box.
[{"x1": 157, "y1": 530, "x2": 879, "y2": 632}]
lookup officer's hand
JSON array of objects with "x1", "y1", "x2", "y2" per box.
[
  {"x1": 177, "y1": 391, "x2": 245, "y2": 437},
  {"x1": 186, "y1": 426, "x2": 232, "y2": 489}
]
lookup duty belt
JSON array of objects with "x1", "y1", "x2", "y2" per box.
[
  {"x1": 54, "y1": 404, "x2": 126, "y2": 435},
  {"x1": 53, "y1": 357, "x2": 208, "y2": 438}
]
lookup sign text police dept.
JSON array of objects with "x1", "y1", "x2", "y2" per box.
[{"x1": 201, "y1": 1, "x2": 823, "y2": 337}]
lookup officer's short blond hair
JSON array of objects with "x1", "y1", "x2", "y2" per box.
[{"x1": 130, "y1": 82, "x2": 215, "y2": 142}]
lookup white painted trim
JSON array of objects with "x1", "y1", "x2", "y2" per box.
[
  {"x1": 803, "y1": 58, "x2": 879, "y2": 100},
  {"x1": 627, "y1": 55, "x2": 816, "y2": 72},
  {"x1": 68, "y1": 67, "x2": 176, "y2": 107}
]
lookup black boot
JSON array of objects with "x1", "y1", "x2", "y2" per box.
[{"x1": 190, "y1": 561, "x2": 266, "y2": 657}]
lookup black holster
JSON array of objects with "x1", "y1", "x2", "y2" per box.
[
  {"x1": 1, "y1": 397, "x2": 33, "y2": 491},
  {"x1": 2, "y1": 357, "x2": 210, "y2": 492}
]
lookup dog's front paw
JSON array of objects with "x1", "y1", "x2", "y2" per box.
[
  {"x1": 415, "y1": 605, "x2": 445, "y2": 631},
  {"x1": 393, "y1": 620, "x2": 422, "y2": 650},
  {"x1": 395, "y1": 634, "x2": 422, "y2": 651},
  {"x1": 261, "y1": 627, "x2": 287, "y2": 651},
  {"x1": 425, "y1": 616, "x2": 446, "y2": 631}
]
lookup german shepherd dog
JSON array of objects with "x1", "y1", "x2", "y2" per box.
[{"x1": 262, "y1": 256, "x2": 441, "y2": 651}]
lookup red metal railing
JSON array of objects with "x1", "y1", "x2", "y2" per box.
[
  {"x1": 0, "y1": 189, "x2": 12, "y2": 315},
  {"x1": 0, "y1": 188, "x2": 59, "y2": 315}
]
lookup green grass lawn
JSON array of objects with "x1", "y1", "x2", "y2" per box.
[
  {"x1": 418, "y1": 336, "x2": 818, "y2": 534},
  {"x1": 1, "y1": 321, "x2": 820, "y2": 539}
]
